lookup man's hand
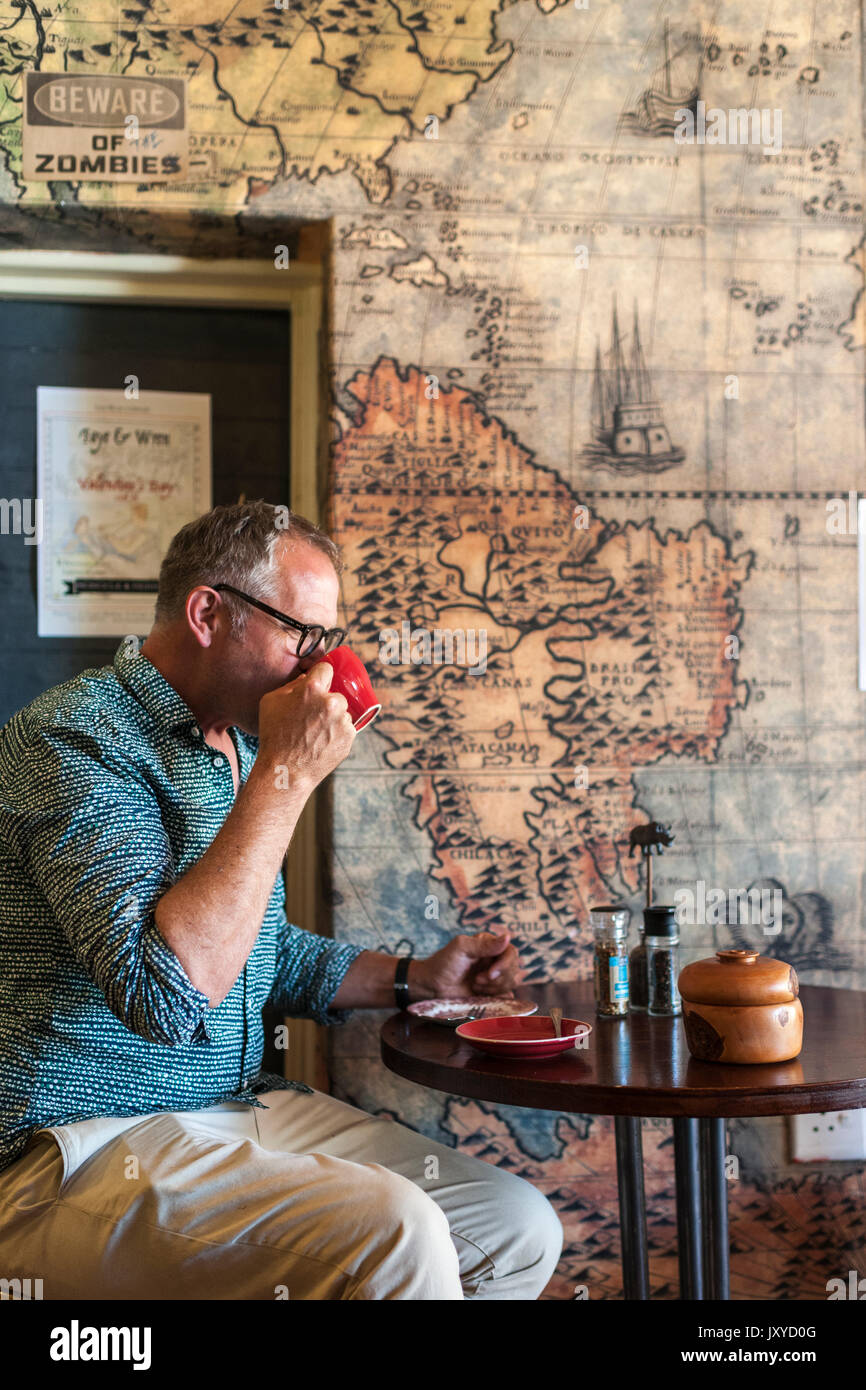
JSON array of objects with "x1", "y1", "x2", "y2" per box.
[
  {"x1": 413, "y1": 931, "x2": 524, "y2": 1000},
  {"x1": 256, "y1": 660, "x2": 355, "y2": 793}
]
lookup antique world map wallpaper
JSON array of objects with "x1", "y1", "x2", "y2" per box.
[{"x1": 1, "y1": 0, "x2": 865, "y2": 1298}]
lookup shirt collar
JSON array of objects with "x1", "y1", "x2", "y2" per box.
[{"x1": 113, "y1": 639, "x2": 258, "y2": 756}]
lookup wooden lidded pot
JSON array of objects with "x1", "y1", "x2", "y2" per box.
[{"x1": 677, "y1": 949, "x2": 803, "y2": 1064}]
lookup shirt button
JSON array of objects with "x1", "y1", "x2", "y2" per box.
[
  {"x1": 191, "y1": 726, "x2": 201, "y2": 738},
  {"x1": 213, "y1": 755, "x2": 224, "y2": 766}
]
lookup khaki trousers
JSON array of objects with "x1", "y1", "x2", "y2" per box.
[{"x1": 0, "y1": 1088, "x2": 563, "y2": 1300}]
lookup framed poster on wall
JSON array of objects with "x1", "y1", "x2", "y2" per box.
[{"x1": 36, "y1": 386, "x2": 211, "y2": 637}]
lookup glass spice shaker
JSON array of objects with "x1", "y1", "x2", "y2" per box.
[
  {"x1": 628, "y1": 916, "x2": 648, "y2": 1011},
  {"x1": 645, "y1": 905, "x2": 681, "y2": 1017},
  {"x1": 590, "y1": 905, "x2": 630, "y2": 1018}
]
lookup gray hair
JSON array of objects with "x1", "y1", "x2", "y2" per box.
[{"x1": 152, "y1": 500, "x2": 342, "y2": 640}]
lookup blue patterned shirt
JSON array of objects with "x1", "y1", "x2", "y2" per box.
[{"x1": 0, "y1": 639, "x2": 366, "y2": 1174}]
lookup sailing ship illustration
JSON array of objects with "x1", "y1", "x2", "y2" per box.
[
  {"x1": 580, "y1": 301, "x2": 685, "y2": 474},
  {"x1": 624, "y1": 18, "x2": 701, "y2": 137}
]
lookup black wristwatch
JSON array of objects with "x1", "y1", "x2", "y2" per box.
[{"x1": 394, "y1": 954, "x2": 413, "y2": 1010}]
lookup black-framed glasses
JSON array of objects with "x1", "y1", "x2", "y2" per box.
[{"x1": 212, "y1": 583, "x2": 346, "y2": 657}]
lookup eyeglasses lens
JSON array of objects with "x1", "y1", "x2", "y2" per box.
[{"x1": 297, "y1": 627, "x2": 325, "y2": 657}]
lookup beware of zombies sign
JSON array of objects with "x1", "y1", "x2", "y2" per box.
[{"x1": 23, "y1": 72, "x2": 188, "y2": 182}]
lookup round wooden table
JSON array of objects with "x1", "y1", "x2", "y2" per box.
[{"x1": 380, "y1": 979, "x2": 866, "y2": 1300}]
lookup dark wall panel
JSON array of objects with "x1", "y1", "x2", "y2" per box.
[{"x1": 0, "y1": 298, "x2": 290, "y2": 723}]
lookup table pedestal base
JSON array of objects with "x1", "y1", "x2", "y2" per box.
[
  {"x1": 674, "y1": 1116, "x2": 704, "y2": 1298},
  {"x1": 698, "y1": 1116, "x2": 730, "y2": 1299},
  {"x1": 673, "y1": 1116, "x2": 730, "y2": 1299},
  {"x1": 614, "y1": 1116, "x2": 730, "y2": 1300},
  {"x1": 614, "y1": 1116, "x2": 650, "y2": 1299}
]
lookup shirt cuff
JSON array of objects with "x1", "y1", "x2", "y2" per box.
[
  {"x1": 137, "y1": 918, "x2": 212, "y2": 1045},
  {"x1": 314, "y1": 941, "x2": 367, "y2": 1025}
]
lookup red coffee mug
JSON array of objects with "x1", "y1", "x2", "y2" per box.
[{"x1": 312, "y1": 645, "x2": 382, "y2": 731}]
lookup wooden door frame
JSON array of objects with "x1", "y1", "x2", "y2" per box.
[{"x1": 0, "y1": 248, "x2": 330, "y2": 1090}]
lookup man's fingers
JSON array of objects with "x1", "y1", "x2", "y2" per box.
[
  {"x1": 486, "y1": 944, "x2": 518, "y2": 978},
  {"x1": 461, "y1": 929, "x2": 511, "y2": 959},
  {"x1": 275, "y1": 660, "x2": 332, "y2": 693},
  {"x1": 303, "y1": 660, "x2": 333, "y2": 690},
  {"x1": 474, "y1": 944, "x2": 520, "y2": 987}
]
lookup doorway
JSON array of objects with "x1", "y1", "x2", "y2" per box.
[{"x1": 0, "y1": 250, "x2": 327, "y2": 1086}]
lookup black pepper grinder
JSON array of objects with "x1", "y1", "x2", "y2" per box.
[
  {"x1": 628, "y1": 916, "x2": 648, "y2": 1011},
  {"x1": 627, "y1": 820, "x2": 675, "y2": 1011},
  {"x1": 645, "y1": 905, "x2": 681, "y2": 1017}
]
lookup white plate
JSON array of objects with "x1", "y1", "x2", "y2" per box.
[{"x1": 406, "y1": 997, "x2": 539, "y2": 1026}]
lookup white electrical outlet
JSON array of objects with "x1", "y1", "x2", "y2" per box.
[{"x1": 790, "y1": 1109, "x2": 866, "y2": 1162}]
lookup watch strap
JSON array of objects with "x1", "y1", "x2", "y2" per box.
[{"x1": 394, "y1": 954, "x2": 412, "y2": 1010}]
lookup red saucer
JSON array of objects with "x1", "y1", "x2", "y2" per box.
[{"x1": 456, "y1": 1015, "x2": 592, "y2": 1059}]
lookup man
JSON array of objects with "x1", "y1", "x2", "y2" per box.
[{"x1": 0, "y1": 500, "x2": 563, "y2": 1300}]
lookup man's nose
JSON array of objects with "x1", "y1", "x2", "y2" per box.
[{"x1": 296, "y1": 652, "x2": 323, "y2": 674}]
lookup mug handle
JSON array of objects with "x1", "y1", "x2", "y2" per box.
[{"x1": 353, "y1": 704, "x2": 382, "y2": 731}]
